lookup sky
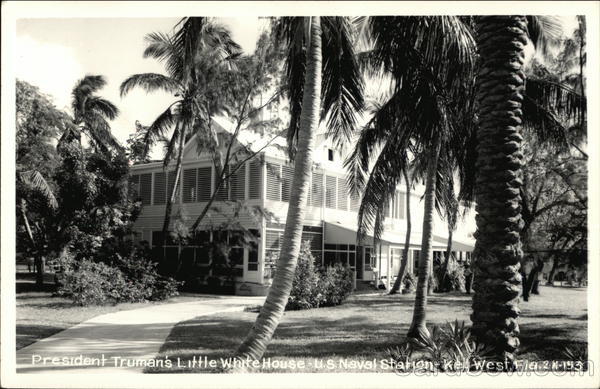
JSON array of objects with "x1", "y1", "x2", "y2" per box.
[
  {"x1": 16, "y1": 16, "x2": 578, "y2": 158},
  {"x1": 16, "y1": 17, "x2": 265, "y2": 157}
]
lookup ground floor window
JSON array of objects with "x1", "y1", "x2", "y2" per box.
[
  {"x1": 265, "y1": 225, "x2": 323, "y2": 277},
  {"x1": 323, "y1": 244, "x2": 355, "y2": 268}
]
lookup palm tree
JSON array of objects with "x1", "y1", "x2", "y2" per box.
[
  {"x1": 346, "y1": 16, "x2": 477, "y2": 340},
  {"x1": 235, "y1": 16, "x2": 364, "y2": 363},
  {"x1": 470, "y1": 15, "x2": 564, "y2": 364},
  {"x1": 389, "y1": 167, "x2": 412, "y2": 295},
  {"x1": 59, "y1": 75, "x2": 120, "y2": 153},
  {"x1": 17, "y1": 169, "x2": 58, "y2": 285},
  {"x1": 120, "y1": 17, "x2": 241, "y2": 248}
]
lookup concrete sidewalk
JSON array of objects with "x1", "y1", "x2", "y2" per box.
[{"x1": 16, "y1": 295, "x2": 265, "y2": 374}]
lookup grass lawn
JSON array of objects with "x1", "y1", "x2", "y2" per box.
[
  {"x1": 148, "y1": 285, "x2": 587, "y2": 373},
  {"x1": 16, "y1": 270, "x2": 202, "y2": 350}
]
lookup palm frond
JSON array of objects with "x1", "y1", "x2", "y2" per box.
[
  {"x1": 527, "y1": 16, "x2": 563, "y2": 58},
  {"x1": 141, "y1": 103, "x2": 179, "y2": 159},
  {"x1": 19, "y1": 170, "x2": 58, "y2": 209},
  {"x1": 86, "y1": 96, "x2": 120, "y2": 120},
  {"x1": 321, "y1": 17, "x2": 365, "y2": 147},
  {"x1": 120, "y1": 73, "x2": 180, "y2": 97}
]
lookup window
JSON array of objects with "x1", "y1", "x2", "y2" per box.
[
  {"x1": 139, "y1": 173, "x2": 152, "y2": 205},
  {"x1": 197, "y1": 167, "x2": 212, "y2": 201},
  {"x1": 248, "y1": 160, "x2": 262, "y2": 200},
  {"x1": 337, "y1": 177, "x2": 348, "y2": 211},
  {"x1": 248, "y1": 229, "x2": 259, "y2": 271},
  {"x1": 325, "y1": 175, "x2": 336, "y2": 209},
  {"x1": 183, "y1": 168, "x2": 197, "y2": 203},
  {"x1": 324, "y1": 243, "x2": 353, "y2": 268},
  {"x1": 328, "y1": 148, "x2": 334, "y2": 161}
]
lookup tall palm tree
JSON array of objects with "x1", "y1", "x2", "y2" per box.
[
  {"x1": 59, "y1": 75, "x2": 120, "y2": 153},
  {"x1": 470, "y1": 15, "x2": 564, "y2": 364},
  {"x1": 235, "y1": 16, "x2": 364, "y2": 362},
  {"x1": 346, "y1": 16, "x2": 477, "y2": 340},
  {"x1": 17, "y1": 169, "x2": 58, "y2": 285},
  {"x1": 120, "y1": 17, "x2": 241, "y2": 248},
  {"x1": 389, "y1": 167, "x2": 412, "y2": 295}
]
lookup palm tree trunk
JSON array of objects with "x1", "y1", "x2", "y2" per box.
[
  {"x1": 159, "y1": 128, "x2": 186, "y2": 252},
  {"x1": 407, "y1": 135, "x2": 441, "y2": 340},
  {"x1": 235, "y1": 16, "x2": 322, "y2": 363},
  {"x1": 439, "y1": 229, "x2": 453, "y2": 292},
  {"x1": 20, "y1": 199, "x2": 44, "y2": 286},
  {"x1": 389, "y1": 168, "x2": 412, "y2": 295},
  {"x1": 471, "y1": 16, "x2": 528, "y2": 365}
]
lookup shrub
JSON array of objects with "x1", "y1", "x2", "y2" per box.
[
  {"x1": 402, "y1": 273, "x2": 417, "y2": 293},
  {"x1": 55, "y1": 245, "x2": 180, "y2": 306},
  {"x1": 286, "y1": 242, "x2": 354, "y2": 310},
  {"x1": 317, "y1": 263, "x2": 354, "y2": 307},
  {"x1": 286, "y1": 243, "x2": 322, "y2": 310}
]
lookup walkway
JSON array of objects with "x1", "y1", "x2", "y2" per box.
[{"x1": 16, "y1": 295, "x2": 265, "y2": 374}]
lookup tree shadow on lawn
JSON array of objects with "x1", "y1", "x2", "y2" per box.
[
  {"x1": 148, "y1": 313, "x2": 409, "y2": 373},
  {"x1": 17, "y1": 324, "x2": 66, "y2": 350}
]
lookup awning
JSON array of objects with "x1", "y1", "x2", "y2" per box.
[{"x1": 323, "y1": 221, "x2": 474, "y2": 252}]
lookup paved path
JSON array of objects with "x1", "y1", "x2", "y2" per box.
[{"x1": 16, "y1": 295, "x2": 265, "y2": 374}]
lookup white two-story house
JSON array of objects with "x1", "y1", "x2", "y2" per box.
[{"x1": 128, "y1": 116, "x2": 476, "y2": 295}]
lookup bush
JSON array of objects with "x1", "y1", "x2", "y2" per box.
[
  {"x1": 286, "y1": 244, "x2": 321, "y2": 310},
  {"x1": 286, "y1": 242, "x2": 354, "y2": 310},
  {"x1": 55, "y1": 245, "x2": 180, "y2": 306},
  {"x1": 402, "y1": 273, "x2": 417, "y2": 293},
  {"x1": 317, "y1": 263, "x2": 354, "y2": 307}
]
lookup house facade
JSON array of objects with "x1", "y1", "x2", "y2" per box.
[{"x1": 128, "y1": 117, "x2": 476, "y2": 295}]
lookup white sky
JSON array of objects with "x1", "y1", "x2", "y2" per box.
[
  {"x1": 16, "y1": 16, "x2": 578, "y2": 158},
  {"x1": 16, "y1": 17, "x2": 265, "y2": 157}
]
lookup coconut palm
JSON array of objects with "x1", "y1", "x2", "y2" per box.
[
  {"x1": 388, "y1": 167, "x2": 413, "y2": 295},
  {"x1": 59, "y1": 75, "x2": 120, "y2": 153},
  {"x1": 235, "y1": 16, "x2": 364, "y2": 362},
  {"x1": 17, "y1": 169, "x2": 58, "y2": 285},
  {"x1": 346, "y1": 16, "x2": 477, "y2": 340},
  {"x1": 470, "y1": 16, "x2": 566, "y2": 364},
  {"x1": 120, "y1": 17, "x2": 241, "y2": 248}
]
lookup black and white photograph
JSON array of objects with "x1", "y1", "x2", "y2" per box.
[{"x1": 1, "y1": 1, "x2": 598, "y2": 388}]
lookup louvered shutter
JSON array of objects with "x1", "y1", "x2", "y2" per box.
[
  {"x1": 325, "y1": 175, "x2": 336, "y2": 209},
  {"x1": 167, "y1": 170, "x2": 178, "y2": 201},
  {"x1": 139, "y1": 173, "x2": 152, "y2": 205},
  {"x1": 214, "y1": 167, "x2": 229, "y2": 201},
  {"x1": 281, "y1": 164, "x2": 293, "y2": 202},
  {"x1": 230, "y1": 164, "x2": 246, "y2": 200},
  {"x1": 182, "y1": 168, "x2": 197, "y2": 203},
  {"x1": 153, "y1": 172, "x2": 166, "y2": 205},
  {"x1": 197, "y1": 167, "x2": 211, "y2": 202},
  {"x1": 337, "y1": 177, "x2": 348, "y2": 211},
  {"x1": 266, "y1": 162, "x2": 281, "y2": 201},
  {"x1": 350, "y1": 191, "x2": 360, "y2": 212},
  {"x1": 128, "y1": 174, "x2": 140, "y2": 200},
  {"x1": 311, "y1": 172, "x2": 323, "y2": 207},
  {"x1": 248, "y1": 160, "x2": 262, "y2": 199}
]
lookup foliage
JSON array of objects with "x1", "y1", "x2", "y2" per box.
[
  {"x1": 388, "y1": 320, "x2": 494, "y2": 372},
  {"x1": 402, "y1": 272, "x2": 417, "y2": 293},
  {"x1": 317, "y1": 263, "x2": 354, "y2": 307},
  {"x1": 55, "y1": 245, "x2": 180, "y2": 306},
  {"x1": 286, "y1": 242, "x2": 354, "y2": 310},
  {"x1": 286, "y1": 242, "x2": 321, "y2": 310}
]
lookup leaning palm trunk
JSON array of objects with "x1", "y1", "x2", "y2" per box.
[
  {"x1": 439, "y1": 228, "x2": 453, "y2": 291},
  {"x1": 20, "y1": 199, "x2": 44, "y2": 286},
  {"x1": 407, "y1": 135, "x2": 441, "y2": 340},
  {"x1": 159, "y1": 125, "x2": 186, "y2": 253},
  {"x1": 389, "y1": 168, "x2": 412, "y2": 294},
  {"x1": 471, "y1": 16, "x2": 527, "y2": 365},
  {"x1": 235, "y1": 17, "x2": 322, "y2": 362}
]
